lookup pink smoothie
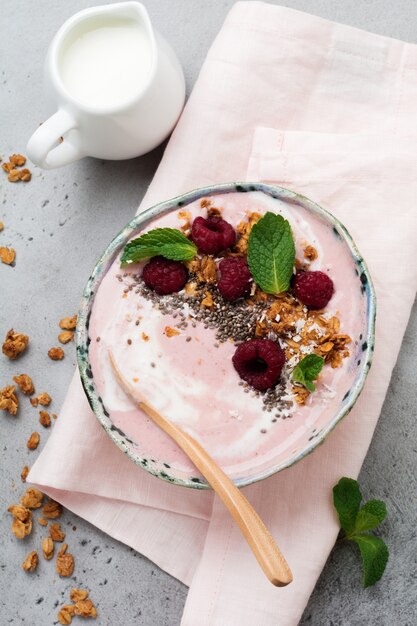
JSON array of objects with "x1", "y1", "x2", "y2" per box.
[{"x1": 89, "y1": 191, "x2": 364, "y2": 482}]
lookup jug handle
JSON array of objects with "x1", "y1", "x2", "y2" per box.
[{"x1": 27, "y1": 109, "x2": 84, "y2": 169}]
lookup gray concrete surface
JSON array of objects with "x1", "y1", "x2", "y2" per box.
[{"x1": 0, "y1": 1, "x2": 416, "y2": 624}]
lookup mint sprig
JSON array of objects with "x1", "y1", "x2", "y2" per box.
[
  {"x1": 121, "y1": 228, "x2": 197, "y2": 266},
  {"x1": 333, "y1": 477, "x2": 388, "y2": 588},
  {"x1": 292, "y1": 354, "x2": 324, "y2": 392},
  {"x1": 247, "y1": 212, "x2": 295, "y2": 294}
]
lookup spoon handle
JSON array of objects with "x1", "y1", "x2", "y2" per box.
[{"x1": 110, "y1": 351, "x2": 293, "y2": 587}]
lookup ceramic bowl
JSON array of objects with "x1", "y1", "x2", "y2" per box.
[{"x1": 76, "y1": 182, "x2": 376, "y2": 489}]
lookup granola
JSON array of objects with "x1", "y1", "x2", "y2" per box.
[
  {"x1": 48, "y1": 347, "x2": 64, "y2": 360},
  {"x1": 42, "y1": 499, "x2": 62, "y2": 519},
  {"x1": 56, "y1": 544, "x2": 75, "y2": 577},
  {"x1": 26, "y1": 431, "x2": 40, "y2": 450},
  {"x1": 58, "y1": 606, "x2": 75, "y2": 625},
  {"x1": 58, "y1": 330, "x2": 74, "y2": 344},
  {"x1": 21, "y1": 465, "x2": 29, "y2": 482},
  {"x1": 20, "y1": 487, "x2": 43, "y2": 509},
  {"x1": 22, "y1": 551, "x2": 38, "y2": 572},
  {"x1": 9, "y1": 153, "x2": 26, "y2": 167},
  {"x1": 0, "y1": 246, "x2": 16, "y2": 264},
  {"x1": 2, "y1": 328, "x2": 29, "y2": 359},
  {"x1": 74, "y1": 599, "x2": 97, "y2": 618},
  {"x1": 70, "y1": 589, "x2": 89, "y2": 602},
  {"x1": 50, "y1": 522, "x2": 65, "y2": 542},
  {"x1": 13, "y1": 373, "x2": 34, "y2": 395},
  {"x1": 0, "y1": 385, "x2": 19, "y2": 415},
  {"x1": 59, "y1": 315, "x2": 77, "y2": 330},
  {"x1": 42, "y1": 536, "x2": 55, "y2": 560},
  {"x1": 39, "y1": 410, "x2": 51, "y2": 427}
]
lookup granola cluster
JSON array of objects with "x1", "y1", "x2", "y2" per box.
[
  {"x1": 2, "y1": 328, "x2": 29, "y2": 360},
  {"x1": 57, "y1": 589, "x2": 97, "y2": 624},
  {"x1": 1, "y1": 153, "x2": 32, "y2": 183}
]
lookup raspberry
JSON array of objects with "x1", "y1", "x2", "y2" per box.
[
  {"x1": 232, "y1": 339, "x2": 285, "y2": 391},
  {"x1": 142, "y1": 256, "x2": 188, "y2": 295},
  {"x1": 217, "y1": 257, "x2": 252, "y2": 301},
  {"x1": 293, "y1": 270, "x2": 334, "y2": 309},
  {"x1": 191, "y1": 216, "x2": 236, "y2": 255}
]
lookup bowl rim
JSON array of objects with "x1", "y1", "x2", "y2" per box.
[{"x1": 76, "y1": 182, "x2": 376, "y2": 489}]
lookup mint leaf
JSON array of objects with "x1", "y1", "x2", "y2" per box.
[
  {"x1": 121, "y1": 228, "x2": 197, "y2": 265},
  {"x1": 352, "y1": 535, "x2": 389, "y2": 588},
  {"x1": 333, "y1": 477, "x2": 362, "y2": 535},
  {"x1": 332, "y1": 478, "x2": 389, "y2": 588},
  {"x1": 354, "y1": 500, "x2": 387, "y2": 533},
  {"x1": 247, "y1": 212, "x2": 295, "y2": 294},
  {"x1": 292, "y1": 354, "x2": 324, "y2": 392}
]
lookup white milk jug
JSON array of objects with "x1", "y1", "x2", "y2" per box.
[{"x1": 27, "y1": 2, "x2": 185, "y2": 169}]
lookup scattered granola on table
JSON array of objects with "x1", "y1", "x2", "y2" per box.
[
  {"x1": 2, "y1": 328, "x2": 29, "y2": 359},
  {"x1": 30, "y1": 391, "x2": 52, "y2": 407},
  {"x1": 0, "y1": 385, "x2": 19, "y2": 415},
  {"x1": 13, "y1": 373, "x2": 34, "y2": 395},
  {"x1": 22, "y1": 551, "x2": 38, "y2": 573},
  {"x1": 0, "y1": 221, "x2": 4, "y2": 231},
  {"x1": 42, "y1": 536, "x2": 55, "y2": 560},
  {"x1": 58, "y1": 606, "x2": 75, "y2": 625},
  {"x1": 58, "y1": 330, "x2": 74, "y2": 344},
  {"x1": 59, "y1": 315, "x2": 77, "y2": 330},
  {"x1": 37, "y1": 391, "x2": 52, "y2": 406},
  {"x1": 2, "y1": 154, "x2": 31, "y2": 183},
  {"x1": 42, "y1": 499, "x2": 62, "y2": 519},
  {"x1": 50, "y1": 522, "x2": 65, "y2": 542},
  {"x1": 0, "y1": 246, "x2": 16, "y2": 264},
  {"x1": 57, "y1": 589, "x2": 97, "y2": 623},
  {"x1": 39, "y1": 410, "x2": 51, "y2": 427},
  {"x1": 26, "y1": 431, "x2": 40, "y2": 450},
  {"x1": 56, "y1": 543, "x2": 75, "y2": 577},
  {"x1": 20, "y1": 487, "x2": 43, "y2": 509},
  {"x1": 20, "y1": 465, "x2": 29, "y2": 482},
  {"x1": 8, "y1": 505, "x2": 32, "y2": 539},
  {"x1": 48, "y1": 346, "x2": 65, "y2": 360}
]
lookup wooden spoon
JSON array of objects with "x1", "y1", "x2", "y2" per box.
[{"x1": 109, "y1": 350, "x2": 293, "y2": 587}]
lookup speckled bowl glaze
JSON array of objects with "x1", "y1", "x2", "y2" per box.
[{"x1": 76, "y1": 182, "x2": 376, "y2": 489}]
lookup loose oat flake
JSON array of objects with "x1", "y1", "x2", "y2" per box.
[
  {"x1": 56, "y1": 544, "x2": 75, "y2": 577},
  {"x1": 59, "y1": 315, "x2": 78, "y2": 330},
  {"x1": 58, "y1": 330, "x2": 74, "y2": 344},
  {"x1": 21, "y1": 465, "x2": 29, "y2": 482},
  {"x1": 70, "y1": 589, "x2": 89, "y2": 603},
  {"x1": 74, "y1": 599, "x2": 97, "y2": 618},
  {"x1": 58, "y1": 605, "x2": 75, "y2": 625},
  {"x1": 42, "y1": 536, "x2": 55, "y2": 560},
  {"x1": 50, "y1": 522, "x2": 65, "y2": 542},
  {"x1": 26, "y1": 431, "x2": 40, "y2": 450},
  {"x1": 22, "y1": 551, "x2": 38, "y2": 572}
]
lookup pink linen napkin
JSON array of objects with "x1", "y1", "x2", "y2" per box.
[{"x1": 29, "y1": 3, "x2": 417, "y2": 625}]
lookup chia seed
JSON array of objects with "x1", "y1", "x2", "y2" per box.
[{"x1": 124, "y1": 275, "x2": 296, "y2": 418}]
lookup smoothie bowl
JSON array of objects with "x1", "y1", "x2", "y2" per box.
[{"x1": 76, "y1": 182, "x2": 376, "y2": 489}]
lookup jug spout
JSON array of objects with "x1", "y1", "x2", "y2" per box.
[{"x1": 102, "y1": 2, "x2": 155, "y2": 39}]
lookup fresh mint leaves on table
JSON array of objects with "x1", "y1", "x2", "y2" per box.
[
  {"x1": 292, "y1": 354, "x2": 324, "y2": 392},
  {"x1": 121, "y1": 228, "x2": 197, "y2": 265},
  {"x1": 247, "y1": 212, "x2": 296, "y2": 294},
  {"x1": 333, "y1": 477, "x2": 388, "y2": 588}
]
